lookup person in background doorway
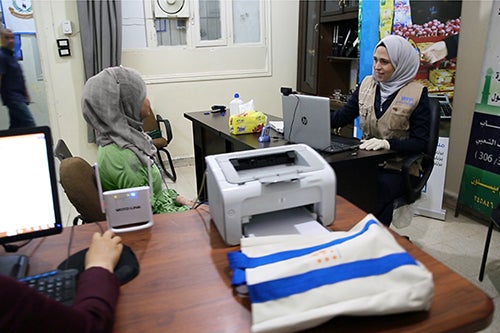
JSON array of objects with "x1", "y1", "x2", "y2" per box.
[
  {"x1": 0, "y1": 28, "x2": 36, "y2": 129},
  {"x1": 331, "y1": 35, "x2": 430, "y2": 226}
]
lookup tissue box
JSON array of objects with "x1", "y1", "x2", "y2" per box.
[{"x1": 229, "y1": 111, "x2": 267, "y2": 135}]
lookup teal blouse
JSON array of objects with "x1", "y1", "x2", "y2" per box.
[{"x1": 97, "y1": 144, "x2": 188, "y2": 214}]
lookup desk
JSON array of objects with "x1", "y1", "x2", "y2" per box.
[
  {"x1": 185, "y1": 111, "x2": 396, "y2": 212},
  {"x1": 4, "y1": 197, "x2": 493, "y2": 332}
]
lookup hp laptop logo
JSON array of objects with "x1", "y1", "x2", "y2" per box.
[{"x1": 301, "y1": 116, "x2": 308, "y2": 125}]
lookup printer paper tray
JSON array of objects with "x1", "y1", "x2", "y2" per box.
[{"x1": 243, "y1": 207, "x2": 329, "y2": 237}]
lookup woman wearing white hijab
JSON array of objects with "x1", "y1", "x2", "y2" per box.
[
  {"x1": 331, "y1": 35, "x2": 430, "y2": 226},
  {"x1": 82, "y1": 66, "x2": 193, "y2": 214}
]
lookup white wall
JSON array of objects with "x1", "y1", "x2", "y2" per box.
[
  {"x1": 32, "y1": 0, "x2": 89, "y2": 160},
  {"x1": 31, "y1": 0, "x2": 492, "y2": 205},
  {"x1": 32, "y1": 0, "x2": 298, "y2": 164},
  {"x1": 445, "y1": 0, "x2": 493, "y2": 201}
]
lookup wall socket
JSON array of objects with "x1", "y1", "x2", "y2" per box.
[{"x1": 62, "y1": 20, "x2": 72, "y2": 35}]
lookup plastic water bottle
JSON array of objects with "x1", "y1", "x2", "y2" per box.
[{"x1": 229, "y1": 93, "x2": 243, "y2": 116}]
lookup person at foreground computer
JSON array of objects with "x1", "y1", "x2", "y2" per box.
[
  {"x1": 331, "y1": 35, "x2": 430, "y2": 226},
  {"x1": 0, "y1": 230, "x2": 123, "y2": 333},
  {"x1": 82, "y1": 66, "x2": 196, "y2": 213}
]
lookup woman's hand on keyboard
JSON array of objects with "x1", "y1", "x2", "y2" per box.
[{"x1": 359, "y1": 138, "x2": 390, "y2": 151}]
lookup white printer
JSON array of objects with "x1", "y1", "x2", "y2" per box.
[{"x1": 206, "y1": 144, "x2": 336, "y2": 245}]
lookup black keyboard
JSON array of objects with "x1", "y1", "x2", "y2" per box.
[
  {"x1": 323, "y1": 136, "x2": 360, "y2": 153},
  {"x1": 19, "y1": 269, "x2": 78, "y2": 305}
]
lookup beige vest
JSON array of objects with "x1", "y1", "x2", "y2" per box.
[{"x1": 358, "y1": 76, "x2": 424, "y2": 176}]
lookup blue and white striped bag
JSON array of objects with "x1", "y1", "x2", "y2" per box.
[{"x1": 227, "y1": 214, "x2": 434, "y2": 333}]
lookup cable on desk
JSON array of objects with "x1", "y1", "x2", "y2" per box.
[
  {"x1": 288, "y1": 95, "x2": 300, "y2": 140},
  {"x1": 191, "y1": 169, "x2": 208, "y2": 210},
  {"x1": 63, "y1": 221, "x2": 105, "y2": 271},
  {"x1": 1, "y1": 239, "x2": 32, "y2": 252},
  {"x1": 63, "y1": 225, "x2": 76, "y2": 271}
]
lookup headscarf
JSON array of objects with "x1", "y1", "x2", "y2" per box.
[
  {"x1": 373, "y1": 35, "x2": 420, "y2": 104},
  {"x1": 82, "y1": 66, "x2": 156, "y2": 166}
]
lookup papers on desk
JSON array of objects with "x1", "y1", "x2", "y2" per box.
[
  {"x1": 269, "y1": 121, "x2": 284, "y2": 134},
  {"x1": 243, "y1": 207, "x2": 329, "y2": 238}
]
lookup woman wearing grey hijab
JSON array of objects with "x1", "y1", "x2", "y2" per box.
[
  {"x1": 82, "y1": 66, "x2": 193, "y2": 213},
  {"x1": 331, "y1": 35, "x2": 430, "y2": 226}
]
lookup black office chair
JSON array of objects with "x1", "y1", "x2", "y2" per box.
[
  {"x1": 143, "y1": 109, "x2": 177, "y2": 182},
  {"x1": 479, "y1": 203, "x2": 500, "y2": 281},
  {"x1": 392, "y1": 97, "x2": 441, "y2": 223}
]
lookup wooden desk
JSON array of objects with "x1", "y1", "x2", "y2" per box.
[
  {"x1": 5, "y1": 197, "x2": 493, "y2": 332},
  {"x1": 184, "y1": 111, "x2": 396, "y2": 212}
]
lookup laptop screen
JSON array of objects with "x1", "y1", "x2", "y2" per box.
[{"x1": 0, "y1": 126, "x2": 63, "y2": 245}]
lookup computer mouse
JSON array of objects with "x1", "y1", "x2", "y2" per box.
[{"x1": 58, "y1": 244, "x2": 139, "y2": 285}]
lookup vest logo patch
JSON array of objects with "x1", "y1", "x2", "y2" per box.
[{"x1": 397, "y1": 96, "x2": 415, "y2": 106}]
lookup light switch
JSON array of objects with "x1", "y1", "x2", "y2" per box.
[{"x1": 62, "y1": 20, "x2": 72, "y2": 35}]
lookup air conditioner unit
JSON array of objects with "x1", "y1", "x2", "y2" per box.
[{"x1": 154, "y1": 0, "x2": 190, "y2": 19}]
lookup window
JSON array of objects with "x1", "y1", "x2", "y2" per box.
[
  {"x1": 198, "y1": 0, "x2": 223, "y2": 42},
  {"x1": 148, "y1": 0, "x2": 263, "y2": 47},
  {"x1": 155, "y1": 19, "x2": 187, "y2": 46},
  {"x1": 232, "y1": 0, "x2": 260, "y2": 43},
  {"x1": 122, "y1": 0, "x2": 271, "y2": 82}
]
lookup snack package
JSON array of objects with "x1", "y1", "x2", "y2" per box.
[
  {"x1": 429, "y1": 69, "x2": 455, "y2": 85},
  {"x1": 229, "y1": 111, "x2": 267, "y2": 135},
  {"x1": 393, "y1": 0, "x2": 412, "y2": 28},
  {"x1": 379, "y1": 0, "x2": 394, "y2": 39}
]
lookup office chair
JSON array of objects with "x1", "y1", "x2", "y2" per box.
[
  {"x1": 143, "y1": 109, "x2": 177, "y2": 182},
  {"x1": 54, "y1": 139, "x2": 73, "y2": 162},
  {"x1": 59, "y1": 156, "x2": 106, "y2": 225},
  {"x1": 479, "y1": 203, "x2": 500, "y2": 281},
  {"x1": 392, "y1": 97, "x2": 441, "y2": 226}
]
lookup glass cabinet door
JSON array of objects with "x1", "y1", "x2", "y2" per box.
[
  {"x1": 322, "y1": 0, "x2": 343, "y2": 15},
  {"x1": 297, "y1": 0, "x2": 321, "y2": 94},
  {"x1": 343, "y1": 0, "x2": 359, "y2": 12}
]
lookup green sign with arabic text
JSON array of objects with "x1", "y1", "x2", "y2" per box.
[{"x1": 457, "y1": 1, "x2": 500, "y2": 217}]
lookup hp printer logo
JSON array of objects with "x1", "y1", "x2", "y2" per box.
[{"x1": 301, "y1": 116, "x2": 308, "y2": 125}]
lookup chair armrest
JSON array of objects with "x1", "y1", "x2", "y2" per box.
[
  {"x1": 156, "y1": 114, "x2": 173, "y2": 142},
  {"x1": 400, "y1": 153, "x2": 435, "y2": 203}
]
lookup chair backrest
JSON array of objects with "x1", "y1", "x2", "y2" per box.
[
  {"x1": 426, "y1": 97, "x2": 441, "y2": 161},
  {"x1": 143, "y1": 108, "x2": 160, "y2": 133},
  {"x1": 414, "y1": 96, "x2": 441, "y2": 193},
  {"x1": 54, "y1": 139, "x2": 73, "y2": 162},
  {"x1": 394, "y1": 96, "x2": 441, "y2": 207},
  {"x1": 143, "y1": 108, "x2": 173, "y2": 148},
  {"x1": 59, "y1": 156, "x2": 106, "y2": 223}
]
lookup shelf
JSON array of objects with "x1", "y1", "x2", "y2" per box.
[
  {"x1": 320, "y1": 11, "x2": 357, "y2": 23},
  {"x1": 327, "y1": 56, "x2": 358, "y2": 62}
]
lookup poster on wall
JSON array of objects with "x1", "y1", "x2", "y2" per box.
[
  {"x1": 456, "y1": 0, "x2": 500, "y2": 218},
  {"x1": 386, "y1": 0, "x2": 461, "y2": 105},
  {"x1": 0, "y1": 0, "x2": 35, "y2": 34}
]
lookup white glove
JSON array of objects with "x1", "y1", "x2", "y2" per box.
[{"x1": 359, "y1": 138, "x2": 390, "y2": 151}]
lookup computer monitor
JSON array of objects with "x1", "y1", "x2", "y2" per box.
[{"x1": 0, "y1": 126, "x2": 63, "y2": 278}]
